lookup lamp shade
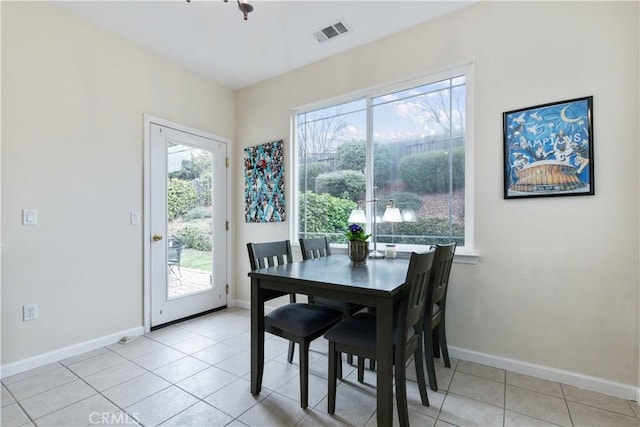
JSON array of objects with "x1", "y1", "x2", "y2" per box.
[
  {"x1": 382, "y1": 206, "x2": 402, "y2": 223},
  {"x1": 401, "y1": 209, "x2": 417, "y2": 222},
  {"x1": 348, "y1": 209, "x2": 367, "y2": 223}
]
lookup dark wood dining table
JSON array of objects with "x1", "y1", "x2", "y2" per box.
[{"x1": 249, "y1": 254, "x2": 410, "y2": 427}]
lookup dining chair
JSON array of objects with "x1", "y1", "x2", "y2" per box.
[
  {"x1": 167, "y1": 235, "x2": 184, "y2": 282},
  {"x1": 299, "y1": 237, "x2": 366, "y2": 315},
  {"x1": 423, "y1": 242, "x2": 456, "y2": 392},
  {"x1": 299, "y1": 236, "x2": 366, "y2": 364},
  {"x1": 246, "y1": 240, "x2": 343, "y2": 409},
  {"x1": 324, "y1": 250, "x2": 435, "y2": 426}
]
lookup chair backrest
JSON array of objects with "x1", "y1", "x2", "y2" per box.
[
  {"x1": 168, "y1": 236, "x2": 183, "y2": 265},
  {"x1": 395, "y1": 250, "x2": 435, "y2": 346},
  {"x1": 247, "y1": 240, "x2": 293, "y2": 270},
  {"x1": 430, "y1": 242, "x2": 456, "y2": 307},
  {"x1": 299, "y1": 237, "x2": 332, "y2": 260}
]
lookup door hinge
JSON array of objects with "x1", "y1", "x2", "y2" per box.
[
  {"x1": 225, "y1": 221, "x2": 229, "y2": 231},
  {"x1": 226, "y1": 157, "x2": 229, "y2": 167},
  {"x1": 225, "y1": 284, "x2": 229, "y2": 295}
]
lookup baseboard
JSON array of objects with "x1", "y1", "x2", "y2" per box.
[
  {"x1": 223, "y1": 301, "x2": 640, "y2": 401},
  {"x1": 0, "y1": 326, "x2": 144, "y2": 379},
  {"x1": 449, "y1": 346, "x2": 637, "y2": 401}
]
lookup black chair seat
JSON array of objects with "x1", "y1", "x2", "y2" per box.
[
  {"x1": 266, "y1": 303, "x2": 342, "y2": 336},
  {"x1": 324, "y1": 312, "x2": 377, "y2": 352}
]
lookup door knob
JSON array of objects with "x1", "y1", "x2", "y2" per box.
[{"x1": 152, "y1": 233, "x2": 163, "y2": 241}]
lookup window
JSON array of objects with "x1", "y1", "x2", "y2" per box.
[{"x1": 295, "y1": 71, "x2": 469, "y2": 252}]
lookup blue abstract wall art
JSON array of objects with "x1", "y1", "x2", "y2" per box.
[{"x1": 244, "y1": 139, "x2": 285, "y2": 222}]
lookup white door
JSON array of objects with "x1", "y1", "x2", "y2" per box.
[{"x1": 149, "y1": 123, "x2": 227, "y2": 327}]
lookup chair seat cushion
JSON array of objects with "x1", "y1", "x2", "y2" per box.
[
  {"x1": 266, "y1": 303, "x2": 342, "y2": 337},
  {"x1": 313, "y1": 297, "x2": 365, "y2": 315},
  {"x1": 324, "y1": 312, "x2": 378, "y2": 352}
]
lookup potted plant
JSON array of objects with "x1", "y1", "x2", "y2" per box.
[{"x1": 345, "y1": 223, "x2": 371, "y2": 266}]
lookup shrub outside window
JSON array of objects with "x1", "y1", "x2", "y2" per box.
[{"x1": 295, "y1": 73, "x2": 467, "y2": 251}]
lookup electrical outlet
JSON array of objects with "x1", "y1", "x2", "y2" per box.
[{"x1": 23, "y1": 304, "x2": 38, "y2": 321}]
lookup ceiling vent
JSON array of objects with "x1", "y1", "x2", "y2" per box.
[{"x1": 313, "y1": 21, "x2": 351, "y2": 43}]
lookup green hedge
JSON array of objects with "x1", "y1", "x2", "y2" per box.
[
  {"x1": 298, "y1": 191, "x2": 356, "y2": 243},
  {"x1": 176, "y1": 223, "x2": 212, "y2": 251},
  {"x1": 298, "y1": 162, "x2": 329, "y2": 192},
  {"x1": 398, "y1": 148, "x2": 465, "y2": 194},
  {"x1": 315, "y1": 170, "x2": 366, "y2": 202},
  {"x1": 335, "y1": 140, "x2": 391, "y2": 187},
  {"x1": 168, "y1": 178, "x2": 198, "y2": 220},
  {"x1": 377, "y1": 216, "x2": 464, "y2": 246}
]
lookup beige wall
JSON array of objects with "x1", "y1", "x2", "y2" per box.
[
  {"x1": 1, "y1": 2, "x2": 235, "y2": 364},
  {"x1": 235, "y1": 1, "x2": 640, "y2": 388}
]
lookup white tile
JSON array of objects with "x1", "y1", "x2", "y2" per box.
[
  {"x1": 215, "y1": 350, "x2": 251, "y2": 377},
  {"x1": 505, "y1": 385, "x2": 571, "y2": 426},
  {"x1": 108, "y1": 336, "x2": 167, "y2": 360},
  {"x1": 252, "y1": 359, "x2": 299, "y2": 392},
  {"x1": 504, "y1": 410, "x2": 562, "y2": 426},
  {"x1": 562, "y1": 384, "x2": 636, "y2": 417},
  {"x1": 5, "y1": 367, "x2": 77, "y2": 401},
  {"x1": 130, "y1": 346, "x2": 185, "y2": 370},
  {"x1": 456, "y1": 360, "x2": 505, "y2": 383},
  {"x1": 222, "y1": 331, "x2": 251, "y2": 350},
  {"x1": 274, "y1": 372, "x2": 328, "y2": 409},
  {"x1": 20, "y1": 380, "x2": 95, "y2": 420},
  {"x1": 449, "y1": 371, "x2": 505, "y2": 407},
  {"x1": 153, "y1": 356, "x2": 209, "y2": 383},
  {"x1": 191, "y1": 342, "x2": 243, "y2": 365},
  {"x1": 60, "y1": 347, "x2": 110, "y2": 367},
  {"x1": 238, "y1": 391, "x2": 309, "y2": 427},
  {"x1": 66, "y1": 351, "x2": 128, "y2": 378},
  {"x1": 176, "y1": 366, "x2": 237, "y2": 399},
  {"x1": 83, "y1": 361, "x2": 146, "y2": 391},
  {"x1": 2, "y1": 385, "x2": 16, "y2": 407},
  {"x1": 568, "y1": 401, "x2": 640, "y2": 427},
  {"x1": 160, "y1": 401, "x2": 234, "y2": 427},
  {"x1": 34, "y1": 394, "x2": 119, "y2": 427},
  {"x1": 298, "y1": 409, "x2": 356, "y2": 426},
  {"x1": 147, "y1": 326, "x2": 199, "y2": 346},
  {"x1": 506, "y1": 371, "x2": 563, "y2": 398},
  {"x1": 315, "y1": 377, "x2": 378, "y2": 426},
  {"x1": 170, "y1": 335, "x2": 217, "y2": 354},
  {"x1": 102, "y1": 372, "x2": 171, "y2": 408},
  {"x1": 2, "y1": 363, "x2": 62, "y2": 385},
  {"x1": 439, "y1": 393, "x2": 504, "y2": 427},
  {"x1": 205, "y1": 377, "x2": 271, "y2": 418},
  {"x1": 0, "y1": 403, "x2": 30, "y2": 427},
  {"x1": 125, "y1": 386, "x2": 198, "y2": 427}
]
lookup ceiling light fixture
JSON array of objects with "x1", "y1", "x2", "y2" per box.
[
  {"x1": 186, "y1": 0, "x2": 253, "y2": 21},
  {"x1": 224, "y1": 0, "x2": 253, "y2": 21}
]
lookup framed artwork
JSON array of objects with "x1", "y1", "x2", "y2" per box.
[
  {"x1": 244, "y1": 139, "x2": 285, "y2": 222},
  {"x1": 503, "y1": 96, "x2": 594, "y2": 199}
]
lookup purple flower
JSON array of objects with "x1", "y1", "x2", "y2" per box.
[{"x1": 345, "y1": 223, "x2": 371, "y2": 241}]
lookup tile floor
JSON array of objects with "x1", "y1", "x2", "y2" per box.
[{"x1": 2, "y1": 307, "x2": 639, "y2": 427}]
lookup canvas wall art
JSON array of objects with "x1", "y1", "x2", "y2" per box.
[{"x1": 244, "y1": 139, "x2": 285, "y2": 222}]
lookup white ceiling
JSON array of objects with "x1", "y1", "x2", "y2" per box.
[{"x1": 56, "y1": 1, "x2": 474, "y2": 90}]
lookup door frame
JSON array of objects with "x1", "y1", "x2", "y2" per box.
[{"x1": 143, "y1": 114, "x2": 232, "y2": 333}]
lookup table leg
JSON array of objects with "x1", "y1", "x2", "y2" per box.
[
  {"x1": 376, "y1": 296, "x2": 394, "y2": 426},
  {"x1": 251, "y1": 277, "x2": 265, "y2": 395}
]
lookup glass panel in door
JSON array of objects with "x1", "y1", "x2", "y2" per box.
[{"x1": 166, "y1": 143, "x2": 213, "y2": 299}]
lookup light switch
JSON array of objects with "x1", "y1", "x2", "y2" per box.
[
  {"x1": 22, "y1": 209, "x2": 37, "y2": 225},
  {"x1": 131, "y1": 211, "x2": 140, "y2": 225}
]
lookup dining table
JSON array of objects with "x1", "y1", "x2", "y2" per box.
[{"x1": 249, "y1": 254, "x2": 410, "y2": 427}]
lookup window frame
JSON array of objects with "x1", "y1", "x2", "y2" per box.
[{"x1": 291, "y1": 65, "x2": 476, "y2": 262}]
